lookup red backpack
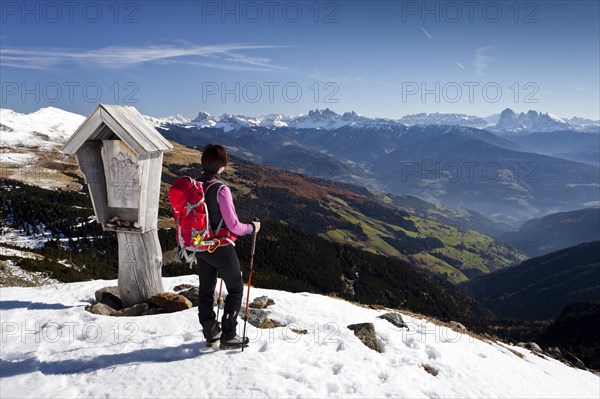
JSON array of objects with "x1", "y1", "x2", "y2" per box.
[{"x1": 168, "y1": 176, "x2": 236, "y2": 265}]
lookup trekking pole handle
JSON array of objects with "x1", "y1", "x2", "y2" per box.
[{"x1": 251, "y1": 217, "x2": 259, "y2": 255}]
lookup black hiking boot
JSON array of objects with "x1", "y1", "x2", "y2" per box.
[
  {"x1": 220, "y1": 335, "x2": 250, "y2": 349},
  {"x1": 201, "y1": 319, "x2": 222, "y2": 347},
  {"x1": 219, "y1": 311, "x2": 248, "y2": 349}
]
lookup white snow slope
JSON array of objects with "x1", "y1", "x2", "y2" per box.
[
  {"x1": 0, "y1": 107, "x2": 86, "y2": 150},
  {"x1": 1, "y1": 276, "x2": 598, "y2": 398}
]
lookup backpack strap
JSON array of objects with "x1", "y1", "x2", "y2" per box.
[
  {"x1": 179, "y1": 247, "x2": 197, "y2": 267},
  {"x1": 202, "y1": 179, "x2": 225, "y2": 232},
  {"x1": 201, "y1": 179, "x2": 236, "y2": 250},
  {"x1": 203, "y1": 179, "x2": 222, "y2": 193},
  {"x1": 184, "y1": 177, "x2": 205, "y2": 216}
]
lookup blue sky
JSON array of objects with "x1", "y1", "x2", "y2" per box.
[{"x1": 1, "y1": 0, "x2": 599, "y2": 119}]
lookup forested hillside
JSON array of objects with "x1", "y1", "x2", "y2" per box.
[
  {"x1": 462, "y1": 242, "x2": 600, "y2": 320},
  {"x1": 160, "y1": 144, "x2": 522, "y2": 284},
  {"x1": 0, "y1": 178, "x2": 493, "y2": 329}
]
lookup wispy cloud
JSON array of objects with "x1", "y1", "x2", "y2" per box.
[
  {"x1": 472, "y1": 46, "x2": 492, "y2": 78},
  {"x1": 456, "y1": 61, "x2": 465, "y2": 70},
  {"x1": 420, "y1": 27, "x2": 434, "y2": 40},
  {"x1": 161, "y1": 59, "x2": 288, "y2": 73},
  {"x1": 0, "y1": 43, "x2": 289, "y2": 72}
]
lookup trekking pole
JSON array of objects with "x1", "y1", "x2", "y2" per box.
[
  {"x1": 215, "y1": 278, "x2": 223, "y2": 321},
  {"x1": 242, "y1": 217, "x2": 259, "y2": 352}
]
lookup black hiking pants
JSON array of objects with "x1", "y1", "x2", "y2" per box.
[{"x1": 197, "y1": 245, "x2": 244, "y2": 341}]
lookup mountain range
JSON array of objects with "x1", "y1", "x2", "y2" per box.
[
  {"x1": 2, "y1": 106, "x2": 598, "y2": 228},
  {"x1": 148, "y1": 107, "x2": 600, "y2": 134},
  {"x1": 153, "y1": 114, "x2": 599, "y2": 227}
]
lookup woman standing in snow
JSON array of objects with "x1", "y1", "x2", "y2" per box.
[{"x1": 196, "y1": 144, "x2": 260, "y2": 349}]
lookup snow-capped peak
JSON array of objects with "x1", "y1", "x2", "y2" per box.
[
  {"x1": 398, "y1": 112, "x2": 493, "y2": 129},
  {"x1": 145, "y1": 113, "x2": 191, "y2": 128},
  {"x1": 308, "y1": 108, "x2": 341, "y2": 120},
  {"x1": 162, "y1": 113, "x2": 190, "y2": 124},
  {"x1": 256, "y1": 114, "x2": 291, "y2": 128},
  {"x1": 0, "y1": 107, "x2": 86, "y2": 150},
  {"x1": 547, "y1": 113, "x2": 566, "y2": 123},
  {"x1": 566, "y1": 116, "x2": 600, "y2": 129},
  {"x1": 189, "y1": 111, "x2": 218, "y2": 128},
  {"x1": 215, "y1": 113, "x2": 254, "y2": 132},
  {"x1": 494, "y1": 108, "x2": 575, "y2": 133},
  {"x1": 292, "y1": 108, "x2": 350, "y2": 129}
]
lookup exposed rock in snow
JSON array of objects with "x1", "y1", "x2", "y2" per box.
[
  {"x1": 179, "y1": 287, "x2": 199, "y2": 307},
  {"x1": 85, "y1": 302, "x2": 115, "y2": 316},
  {"x1": 347, "y1": 322, "x2": 384, "y2": 353},
  {"x1": 378, "y1": 312, "x2": 409, "y2": 329},
  {"x1": 173, "y1": 284, "x2": 195, "y2": 292},
  {"x1": 449, "y1": 321, "x2": 467, "y2": 331},
  {"x1": 148, "y1": 293, "x2": 193, "y2": 313},
  {"x1": 249, "y1": 295, "x2": 275, "y2": 309},
  {"x1": 110, "y1": 302, "x2": 150, "y2": 317},
  {"x1": 95, "y1": 286, "x2": 122, "y2": 310}
]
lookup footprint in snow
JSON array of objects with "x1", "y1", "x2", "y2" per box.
[
  {"x1": 378, "y1": 372, "x2": 389, "y2": 383},
  {"x1": 425, "y1": 345, "x2": 441, "y2": 360},
  {"x1": 331, "y1": 363, "x2": 343, "y2": 375},
  {"x1": 259, "y1": 341, "x2": 269, "y2": 352},
  {"x1": 326, "y1": 382, "x2": 340, "y2": 394},
  {"x1": 405, "y1": 336, "x2": 421, "y2": 349},
  {"x1": 181, "y1": 332, "x2": 195, "y2": 341}
]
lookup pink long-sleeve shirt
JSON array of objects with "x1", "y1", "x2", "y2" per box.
[{"x1": 217, "y1": 185, "x2": 254, "y2": 236}]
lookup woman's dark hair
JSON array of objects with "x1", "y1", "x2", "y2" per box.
[{"x1": 201, "y1": 144, "x2": 228, "y2": 174}]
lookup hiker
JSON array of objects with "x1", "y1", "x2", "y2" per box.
[{"x1": 196, "y1": 144, "x2": 260, "y2": 349}]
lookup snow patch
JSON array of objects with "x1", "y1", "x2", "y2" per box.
[
  {"x1": 0, "y1": 152, "x2": 36, "y2": 165},
  {"x1": 0, "y1": 227, "x2": 52, "y2": 249},
  {"x1": 0, "y1": 276, "x2": 597, "y2": 398},
  {"x1": 0, "y1": 246, "x2": 43, "y2": 260}
]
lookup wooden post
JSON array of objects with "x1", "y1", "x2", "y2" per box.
[{"x1": 118, "y1": 230, "x2": 164, "y2": 307}]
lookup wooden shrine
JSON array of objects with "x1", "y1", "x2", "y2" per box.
[{"x1": 62, "y1": 104, "x2": 174, "y2": 306}]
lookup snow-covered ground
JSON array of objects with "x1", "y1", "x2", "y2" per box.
[
  {"x1": 0, "y1": 259, "x2": 59, "y2": 287},
  {"x1": 0, "y1": 246, "x2": 43, "y2": 260},
  {"x1": 1, "y1": 276, "x2": 598, "y2": 398},
  {"x1": 0, "y1": 152, "x2": 37, "y2": 165},
  {"x1": 0, "y1": 107, "x2": 85, "y2": 150},
  {"x1": 0, "y1": 246, "x2": 58, "y2": 287},
  {"x1": 0, "y1": 227, "x2": 52, "y2": 249}
]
